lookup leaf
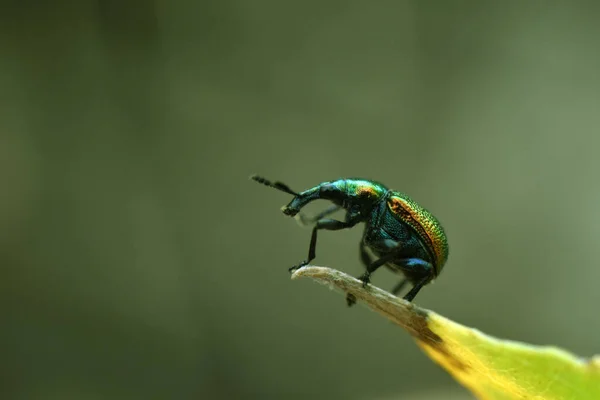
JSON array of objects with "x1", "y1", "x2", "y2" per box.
[{"x1": 291, "y1": 266, "x2": 600, "y2": 400}]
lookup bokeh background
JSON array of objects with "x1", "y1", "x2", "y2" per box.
[{"x1": 3, "y1": 1, "x2": 600, "y2": 399}]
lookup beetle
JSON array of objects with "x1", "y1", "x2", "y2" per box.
[{"x1": 251, "y1": 175, "x2": 449, "y2": 305}]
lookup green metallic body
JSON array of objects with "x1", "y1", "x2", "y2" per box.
[{"x1": 252, "y1": 176, "x2": 449, "y2": 304}]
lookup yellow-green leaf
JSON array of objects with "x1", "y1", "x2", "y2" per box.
[{"x1": 292, "y1": 266, "x2": 600, "y2": 400}]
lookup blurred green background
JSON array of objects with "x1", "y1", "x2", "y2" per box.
[{"x1": 2, "y1": 1, "x2": 600, "y2": 399}]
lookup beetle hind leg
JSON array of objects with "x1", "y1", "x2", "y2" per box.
[
  {"x1": 403, "y1": 277, "x2": 430, "y2": 302},
  {"x1": 390, "y1": 279, "x2": 408, "y2": 296},
  {"x1": 396, "y1": 258, "x2": 434, "y2": 302}
]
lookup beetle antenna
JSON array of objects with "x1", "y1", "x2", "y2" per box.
[{"x1": 250, "y1": 175, "x2": 299, "y2": 196}]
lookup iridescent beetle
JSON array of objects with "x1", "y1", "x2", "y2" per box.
[{"x1": 251, "y1": 175, "x2": 449, "y2": 306}]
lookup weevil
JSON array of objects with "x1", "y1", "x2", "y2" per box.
[{"x1": 251, "y1": 175, "x2": 449, "y2": 306}]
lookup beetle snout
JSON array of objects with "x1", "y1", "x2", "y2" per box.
[
  {"x1": 281, "y1": 205, "x2": 299, "y2": 216},
  {"x1": 320, "y1": 183, "x2": 337, "y2": 195}
]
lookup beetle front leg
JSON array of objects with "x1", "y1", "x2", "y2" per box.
[
  {"x1": 294, "y1": 204, "x2": 342, "y2": 227},
  {"x1": 289, "y1": 218, "x2": 357, "y2": 272}
]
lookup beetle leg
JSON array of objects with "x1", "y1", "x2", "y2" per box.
[
  {"x1": 355, "y1": 241, "x2": 417, "y2": 288},
  {"x1": 395, "y1": 258, "x2": 434, "y2": 301},
  {"x1": 294, "y1": 204, "x2": 342, "y2": 227},
  {"x1": 349, "y1": 249, "x2": 428, "y2": 306},
  {"x1": 289, "y1": 218, "x2": 357, "y2": 272},
  {"x1": 390, "y1": 279, "x2": 408, "y2": 295},
  {"x1": 346, "y1": 253, "x2": 401, "y2": 307},
  {"x1": 356, "y1": 252, "x2": 398, "y2": 287},
  {"x1": 403, "y1": 277, "x2": 429, "y2": 302},
  {"x1": 348, "y1": 277, "x2": 410, "y2": 307},
  {"x1": 359, "y1": 242, "x2": 372, "y2": 267},
  {"x1": 346, "y1": 294, "x2": 358, "y2": 307}
]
